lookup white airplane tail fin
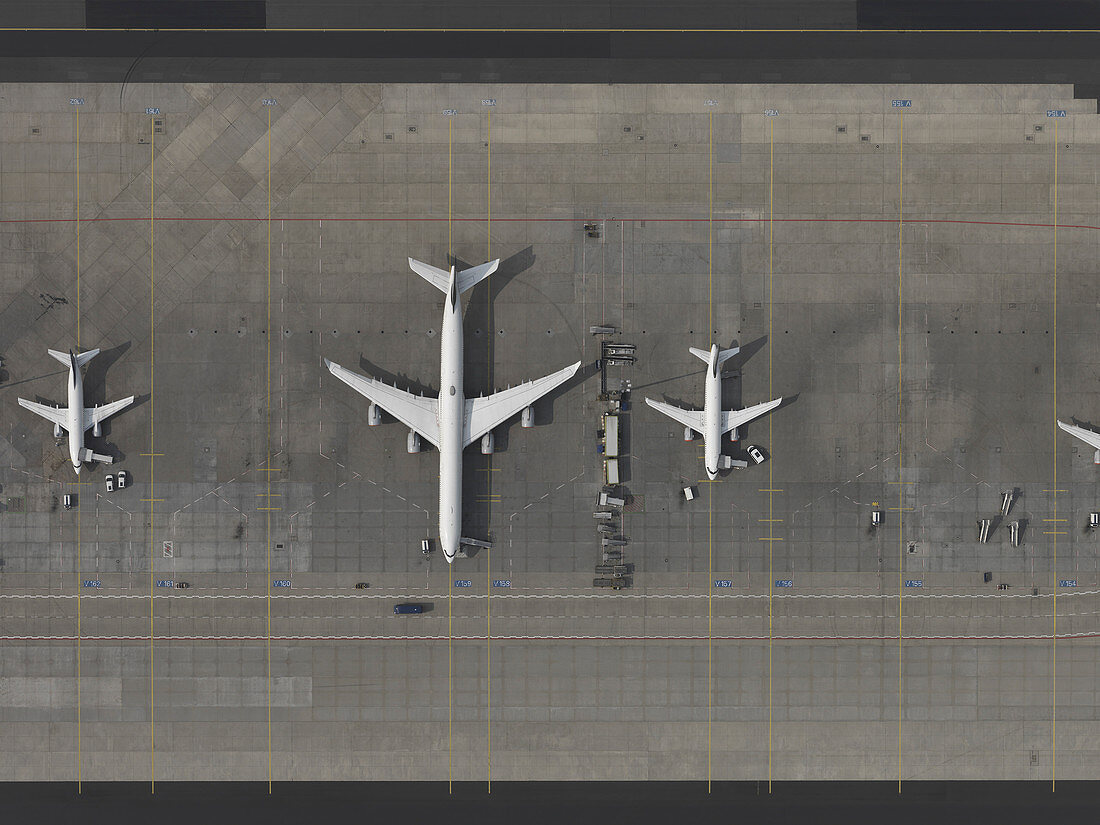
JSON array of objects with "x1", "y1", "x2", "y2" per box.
[
  {"x1": 48, "y1": 348, "x2": 98, "y2": 368},
  {"x1": 716, "y1": 346, "x2": 740, "y2": 366},
  {"x1": 408, "y1": 258, "x2": 500, "y2": 296},
  {"x1": 688, "y1": 345, "x2": 739, "y2": 366},
  {"x1": 456, "y1": 260, "x2": 499, "y2": 294}
]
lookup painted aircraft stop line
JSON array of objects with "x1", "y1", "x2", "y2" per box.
[
  {"x1": 325, "y1": 257, "x2": 581, "y2": 563},
  {"x1": 646, "y1": 343, "x2": 782, "y2": 480},
  {"x1": 1057, "y1": 419, "x2": 1100, "y2": 463},
  {"x1": 18, "y1": 348, "x2": 134, "y2": 474}
]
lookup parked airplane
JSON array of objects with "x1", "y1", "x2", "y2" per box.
[
  {"x1": 325, "y1": 258, "x2": 581, "y2": 563},
  {"x1": 646, "y1": 343, "x2": 782, "y2": 480},
  {"x1": 18, "y1": 348, "x2": 134, "y2": 474},
  {"x1": 1058, "y1": 419, "x2": 1100, "y2": 463}
]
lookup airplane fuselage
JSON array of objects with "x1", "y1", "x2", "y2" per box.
[
  {"x1": 703, "y1": 344, "x2": 722, "y2": 479},
  {"x1": 437, "y1": 277, "x2": 465, "y2": 561},
  {"x1": 65, "y1": 354, "x2": 85, "y2": 474}
]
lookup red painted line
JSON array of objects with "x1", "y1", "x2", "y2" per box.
[
  {"x1": 0, "y1": 215, "x2": 1098, "y2": 231},
  {"x1": 2, "y1": 633, "x2": 1097, "y2": 642}
]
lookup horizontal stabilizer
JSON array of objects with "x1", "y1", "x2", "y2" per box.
[
  {"x1": 408, "y1": 258, "x2": 500, "y2": 296},
  {"x1": 48, "y1": 348, "x2": 98, "y2": 368},
  {"x1": 688, "y1": 345, "x2": 739, "y2": 366}
]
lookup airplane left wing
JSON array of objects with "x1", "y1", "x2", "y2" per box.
[
  {"x1": 1058, "y1": 419, "x2": 1100, "y2": 451},
  {"x1": 721, "y1": 397, "x2": 783, "y2": 435},
  {"x1": 463, "y1": 361, "x2": 581, "y2": 447},
  {"x1": 325, "y1": 359, "x2": 441, "y2": 447},
  {"x1": 645, "y1": 398, "x2": 705, "y2": 434},
  {"x1": 84, "y1": 396, "x2": 135, "y2": 431},
  {"x1": 18, "y1": 398, "x2": 67, "y2": 429}
]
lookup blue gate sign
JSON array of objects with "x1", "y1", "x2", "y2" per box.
[
  {"x1": 454, "y1": 580, "x2": 473, "y2": 588},
  {"x1": 82, "y1": 580, "x2": 100, "y2": 588},
  {"x1": 891, "y1": 100, "x2": 912, "y2": 108},
  {"x1": 272, "y1": 580, "x2": 292, "y2": 587},
  {"x1": 905, "y1": 580, "x2": 923, "y2": 588},
  {"x1": 156, "y1": 580, "x2": 174, "y2": 588},
  {"x1": 1059, "y1": 579, "x2": 1077, "y2": 587},
  {"x1": 493, "y1": 580, "x2": 511, "y2": 588},
  {"x1": 714, "y1": 580, "x2": 733, "y2": 588},
  {"x1": 775, "y1": 580, "x2": 794, "y2": 588},
  {"x1": 1047, "y1": 110, "x2": 1067, "y2": 117}
]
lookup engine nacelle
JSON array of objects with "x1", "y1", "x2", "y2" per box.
[
  {"x1": 521, "y1": 405, "x2": 535, "y2": 428},
  {"x1": 1094, "y1": 448, "x2": 1100, "y2": 465},
  {"x1": 53, "y1": 421, "x2": 63, "y2": 438},
  {"x1": 480, "y1": 431, "x2": 495, "y2": 455},
  {"x1": 93, "y1": 412, "x2": 102, "y2": 438},
  {"x1": 406, "y1": 430, "x2": 421, "y2": 454},
  {"x1": 728, "y1": 427, "x2": 739, "y2": 442},
  {"x1": 367, "y1": 402, "x2": 382, "y2": 426},
  {"x1": 683, "y1": 426, "x2": 695, "y2": 442}
]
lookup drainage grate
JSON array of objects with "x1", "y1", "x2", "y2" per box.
[{"x1": 6, "y1": 497, "x2": 23, "y2": 513}]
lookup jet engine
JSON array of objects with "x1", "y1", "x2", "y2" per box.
[
  {"x1": 683, "y1": 427, "x2": 695, "y2": 442},
  {"x1": 93, "y1": 408, "x2": 102, "y2": 438},
  {"x1": 521, "y1": 405, "x2": 535, "y2": 428},
  {"x1": 1095, "y1": 448, "x2": 1100, "y2": 465},
  {"x1": 728, "y1": 427, "x2": 739, "y2": 442},
  {"x1": 406, "y1": 430, "x2": 421, "y2": 454},
  {"x1": 368, "y1": 402, "x2": 382, "y2": 426},
  {"x1": 53, "y1": 421, "x2": 63, "y2": 438},
  {"x1": 480, "y1": 431, "x2": 494, "y2": 455}
]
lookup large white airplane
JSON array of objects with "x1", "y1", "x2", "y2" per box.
[
  {"x1": 325, "y1": 257, "x2": 581, "y2": 563},
  {"x1": 646, "y1": 343, "x2": 782, "y2": 480},
  {"x1": 1058, "y1": 419, "x2": 1100, "y2": 463},
  {"x1": 18, "y1": 348, "x2": 134, "y2": 474}
]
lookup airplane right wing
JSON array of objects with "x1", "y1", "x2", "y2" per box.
[
  {"x1": 325, "y1": 359, "x2": 441, "y2": 447},
  {"x1": 17, "y1": 398, "x2": 67, "y2": 430},
  {"x1": 645, "y1": 398, "x2": 706, "y2": 434},
  {"x1": 463, "y1": 361, "x2": 581, "y2": 447},
  {"x1": 1058, "y1": 419, "x2": 1100, "y2": 451},
  {"x1": 721, "y1": 397, "x2": 783, "y2": 435},
  {"x1": 84, "y1": 396, "x2": 135, "y2": 431}
]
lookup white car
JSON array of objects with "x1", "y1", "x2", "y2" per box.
[
  {"x1": 116, "y1": 470, "x2": 128, "y2": 489},
  {"x1": 747, "y1": 445, "x2": 766, "y2": 465},
  {"x1": 104, "y1": 474, "x2": 115, "y2": 492}
]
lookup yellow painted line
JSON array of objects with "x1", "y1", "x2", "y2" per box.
[
  {"x1": 888, "y1": 481, "x2": 916, "y2": 484},
  {"x1": 1043, "y1": 489, "x2": 1068, "y2": 493},
  {"x1": 148, "y1": 114, "x2": 156, "y2": 795},
  {"x1": 758, "y1": 518, "x2": 783, "y2": 522},
  {"x1": 257, "y1": 507, "x2": 281, "y2": 512},
  {"x1": 140, "y1": 498, "x2": 165, "y2": 502},
  {"x1": 1052, "y1": 124, "x2": 1059, "y2": 792},
  {"x1": 896, "y1": 107, "x2": 905, "y2": 794},
  {"x1": 256, "y1": 468, "x2": 281, "y2": 472},
  {"x1": 767, "y1": 114, "x2": 774, "y2": 794},
  {"x1": 1043, "y1": 531, "x2": 1068, "y2": 536},
  {"x1": 759, "y1": 537, "x2": 784, "y2": 542},
  {"x1": 140, "y1": 453, "x2": 165, "y2": 457},
  {"x1": 256, "y1": 493, "x2": 282, "y2": 497},
  {"x1": 1043, "y1": 519, "x2": 1068, "y2": 522},
  {"x1": 758, "y1": 489, "x2": 783, "y2": 492},
  {"x1": 265, "y1": 101, "x2": 274, "y2": 795},
  {"x1": 889, "y1": 507, "x2": 915, "y2": 512},
  {"x1": 75, "y1": 105, "x2": 82, "y2": 790},
  {"x1": 477, "y1": 467, "x2": 501, "y2": 472}
]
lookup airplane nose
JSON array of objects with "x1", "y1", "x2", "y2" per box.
[
  {"x1": 706, "y1": 467, "x2": 718, "y2": 480},
  {"x1": 73, "y1": 463, "x2": 81, "y2": 475}
]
